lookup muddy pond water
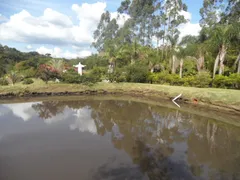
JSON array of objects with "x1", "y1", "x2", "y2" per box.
[{"x1": 0, "y1": 97, "x2": 240, "y2": 180}]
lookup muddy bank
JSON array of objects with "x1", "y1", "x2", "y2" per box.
[
  {"x1": 0, "y1": 88, "x2": 240, "y2": 114},
  {"x1": 0, "y1": 94, "x2": 240, "y2": 128}
]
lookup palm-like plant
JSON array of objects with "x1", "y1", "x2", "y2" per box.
[
  {"x1": 49, "y1": 59, "x2": 65, "y2": 74},
  {"x1": 208, "y1": 23, "x2": 239, "y2": 78}
]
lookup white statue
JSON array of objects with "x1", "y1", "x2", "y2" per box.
[{"x1": 74, "y1": 62, "x2": 85, "y2": 76}]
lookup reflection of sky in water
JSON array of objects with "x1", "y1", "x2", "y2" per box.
[
  {"x1": 71, "y1": 107, "x2": 97, "y2": 134},
  {"x1": 0, "y1": 102, "x2": 97, "y2": 135},
  {"x1": 1, "y1": 102, "x2": 38, "y2": 121},
  {"x1": 0, "y1": 100, "x2": 240, "y2": 180}
]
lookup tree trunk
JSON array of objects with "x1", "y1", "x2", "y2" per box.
[
  {"x1": 235, "y1": 53, "x2": 240, "y2": 74},
  {"x1": 172, "y1": 55, "x2": 177, "y2": 74},
  {"x1": 179, "y1": 58, "x2": 183, "y2": 78},
  {"x1": 213, "y1": 52, "x2": 220, "y2": 79},
  {"x1": 197, "y1": 53, "x2": 204, "y2": 72},
  {"x1": 218, "y1": 44, "x2": 227, "y2": 75},
  {"x1": 238, "y1": 57, "x2": 240, "y2": 74}
]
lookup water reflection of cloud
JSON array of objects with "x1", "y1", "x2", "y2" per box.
[
  {"x1": 70, "y1": 107, "x2": 97, "y2": 135},
  {"x1": 2, "y1": 102, "x2": 39, "y2": 121},
  {"x1": 44, "y1": 107, "x2": 72, "y2": 124},
  {"x1": 0, "y1": 106, "x2": 10, "y2": 117},
  {"x1": 112, "y1": 121, "x2": 124, "y2": 140}
]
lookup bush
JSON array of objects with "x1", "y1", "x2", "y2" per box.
[
  {"x1": 116, "y1": 73, "x2": 127, "y2": 83},
  {"x1": 212, "y1": 75, "x2": 229, "y2": 88},
  {"x1": 22, "y1": 78, "x2": 34, "y2": 85},
  {"x1": 182, "y1": 76, "x2": 195, "y2": 86},
  {"x1": 62, "y1": 69, "x2": 82, "y2": 83},
  {"x1": 90, "y1": 67, "x2": 107, "y2": 80},
  {"x1": 21, "y1": 68, "x2": 37, "y2": 78},
  {"x1": 0, "y1": 78, "x2": 8, "y2": 86},
  {"x1": 165, "y1": 74, "x2": 183, "y2": 86},
  {"x1": 126, "y1": 65, "x2": 149, "y2": 83},
  {"x1": 194, "y1": 71, "x2": 211, "y2": 88},
  {"x1": 37, "y1": 64, "x2": 60, "y2": 84},
  {"x1": 148, "y1": 71, "x2": 211, "y2": 88},
  {"x1": 213, "y1": 74, "x2": 240, "y2": 89},
  {"x1": 148, "y1": 72, "x2": 184, "y2": 86},
  {"x1": 107, "y1": 68, "x2": 126, "y2": 83},
  {"x1": 229, "y1": 73, "x2": 240, "y2": 89},
  {"x1": 62, "y1": 68, "x2": 101, "y2": 85},
  {"x1": 82, "y1": 72, "x2": 100, "y2": 84},
  {"x1": 148, "y1": 72, "x2": 167, "y2": 84},
  {"x1": 6, "y1": 71, "x2": 22, "y2": 85}
]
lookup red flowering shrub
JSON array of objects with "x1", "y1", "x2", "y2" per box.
[{"x1": 37, "y1": 64, "x2": 60, "y2": 84}]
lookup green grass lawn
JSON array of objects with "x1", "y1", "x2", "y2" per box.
[{"x1": 0, "y1": 79, "x2": 240, "y2": 109}]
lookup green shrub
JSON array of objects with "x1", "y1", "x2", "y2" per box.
[
  {"x1": 126, "y1": 65, "x2": 149, "y2": 83},
  {"x1": 106, "y1": 68, "x2": 127, "y2": 83},
  {"x1": 0, "y1": 78, "x2": 8, "y2": 86},
  {"x1": 62, "y1": 68, "x2": 101, "y2": 84},
  {"x1": 116, "y1": 72, "x2": 126, "y2": 83},
  {"x1": 165, "y1": 74, "x2": 183, "y2": 85},
  {"x1": 23, "y1": 78, "x2": 34, "y2": 85},
  {"x1": 213, "y1": 74, "x2": 240, "y2": 89},
  {"x1": 90, "y1": 67, "x2": 107, "y2": 80},
  {"x1": 182, "y1": 76, "x2": 195, "y2": 86},
  {"x1": 182, "y1": 59, "x2": 198, "y2": 76},
  {"x1": 6, "y1": 71, "x2": 22, "y2": 85},
  {"x1": 148, "y1": 72, "x2": 167, "y2": 84},
  {"x1": 194, "y1": 71, "x2": 211, "y2": 88},
  {"x1": 62, "y1": 69, "x2": 82, "y2": 83},
  {"x1": 82, "y1": 72, "x2": 100, "y2": 84},
  {"x1": 229, "y1": 73, "x2": 240, "y2": 89},
  {"x1": 212, "y1": 75, "x2": 229, "y2": 88},
  {"x1": 21, "y1": 68, "x2": 37, "y2": 78}
]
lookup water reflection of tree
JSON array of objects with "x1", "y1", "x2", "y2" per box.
[
  {"x1": 187, "y1": 117, "x2": 240, "y2": 177},
  {"x1": 31, "y1": 100, "x2": 240, "y2": 179},
  {"x1": 32, "y1": 101, "x2": 65, "y2": 119}
]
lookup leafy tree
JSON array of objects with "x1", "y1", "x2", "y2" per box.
[
  {"x1": 37, "y1": 64, "x2": 60, "y2": 84},
  {"x1": 6, "y1": 71, "x2": 21, "y2": 85}
]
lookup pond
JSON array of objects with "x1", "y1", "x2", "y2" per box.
[{"x1": 0, "y1": 97, "x2": 240, "y2": 180}]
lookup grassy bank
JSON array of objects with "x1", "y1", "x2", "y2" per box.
[{"x1": 0, "y1": 79, "x2": 240, "y2": 111}]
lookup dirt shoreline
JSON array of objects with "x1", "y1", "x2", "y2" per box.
[
  {"x1": 1, "y1": 92, "x2": 240, "y2": 128},
  {"x1": 0, "y1": 89, "x2": 240, "y2": 114}
]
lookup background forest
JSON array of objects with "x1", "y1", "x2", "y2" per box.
[{"x1": 0, "y1": 0, "x2": 239, "y2": 89}]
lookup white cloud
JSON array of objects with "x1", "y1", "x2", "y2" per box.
[
  {"x1": 178, "y1": 10, "x2": 201, "y2": 39},
  {"x1": 179, "y1": 10, "x2": 191, "y2": 21},
  {"x1": 26, "y1": 45, "x2": 32, "y2": 49},
  {"x1": 0, "y1": 9, "x2": 73, "y2": 45},
  {"x1": 36, "y1": 46, "x2": 91, "y2": 59},
  {"x1": 71, "y1": 2, "x2": 107, "y2": 44},
  {"x1": 0, "y1": 2, "x2": 107, "y2": 46},
  {"x1": 179, "y1": 22, "x2": 201, "y2": 39},
  {"x1": 0, "y1": 2, "x2": 130, "y2": 59},
  {"x1": 0, "y1": 14, "x2": 8, "y2": 22},
  {"x1": 42, "y1": 8, "x2": 73, "y2": 27}
]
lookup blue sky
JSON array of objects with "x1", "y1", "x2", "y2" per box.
[{"x1": 0, "y1": 0, "x2": 203, "y2": 59}]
